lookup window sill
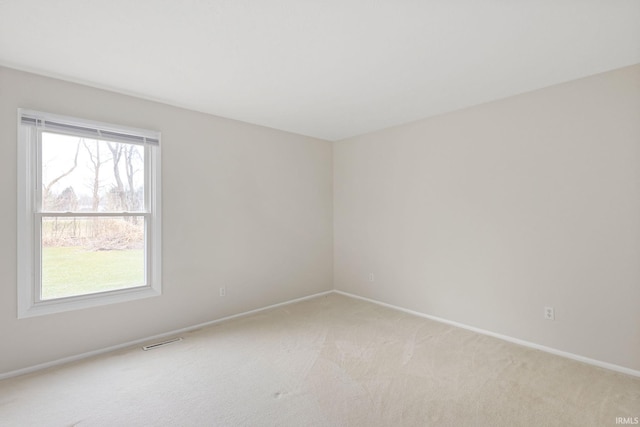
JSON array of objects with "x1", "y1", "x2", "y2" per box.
[{"x1": 17, "y1": 285, "x2": 161, "y2": 319}]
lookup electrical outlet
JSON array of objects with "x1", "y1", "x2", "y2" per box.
[
  {"x1": 544, "y1": 306, "x2": 554, "y2": 320},
  {"x1": 219, "y1": 286, "x2": 226, "y2": 297},
  {"x1": 368, "y1": 273, "x2": 375, "y2": 282}
]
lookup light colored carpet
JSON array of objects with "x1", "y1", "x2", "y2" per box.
[{"x1": 0, "y1": 293, "x2": 638, "y2": 426}]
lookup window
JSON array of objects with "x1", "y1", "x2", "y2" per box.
[{"x1": 17, "y1": 109, "x2": 161, "y2": 318}]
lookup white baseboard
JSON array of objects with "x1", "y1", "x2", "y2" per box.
[
  {"x1": 3, "y1": 288, "x2": 637, "y2": 380},
  {"x1": 0, "y1": 290, "x2": 334, "y2": 381},
  {"x1": 333, "y1": 290, "x2": 640, "y2": 378}
]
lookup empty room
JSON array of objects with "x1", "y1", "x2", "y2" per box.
[{"x1": 1, "y1": 1, "x2": 639, "y2": 426}]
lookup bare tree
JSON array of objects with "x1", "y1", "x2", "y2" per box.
[
  {"x1": 124, "y1": 145, "x2": 142, "y2": 218},
  {"x1": 107, "y1": 142, "x2": 127, "y2": 210},
  {"x1": 42, "y1": 142, "x2": 81, "y2": 208},
  {"x1": 83, "y1": 140, "x2": 106, "y2": 211},
  {"x1": 56, "y1": 186, "x2": 79, "y2": 211}
]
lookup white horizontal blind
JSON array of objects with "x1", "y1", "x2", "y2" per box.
[{"x1": 20, "y1": 112, "x2": 160, "y2": 146}]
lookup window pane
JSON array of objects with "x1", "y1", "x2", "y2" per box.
[
  {"x1": 41, "y1": 216, "x2": 145, "y2": 300},
  {"x1": 41, "y1": 132, "x2": 145, "y2": 212}
]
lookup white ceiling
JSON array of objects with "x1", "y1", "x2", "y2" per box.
[{"x1": 1, "y1": 1, "x2": 639, "y2": 141}]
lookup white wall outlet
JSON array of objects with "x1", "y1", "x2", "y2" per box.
[
  {"x1": 544, "y1": 306, "x2": 554, "y2": 320},
  {"x1": 219, "y1": 286, "x2": 226, "y2": 297},
  {"x1": 368, "y1": 273, "x2": 375, "y2": 282}
]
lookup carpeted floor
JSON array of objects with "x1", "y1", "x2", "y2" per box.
[{"x1": 0, "y1": 293, "x2": 638, "y2": 426}]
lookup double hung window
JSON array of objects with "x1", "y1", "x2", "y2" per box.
[{"x1": 17, "y1": 109, "x2": 161, "y2": 317}]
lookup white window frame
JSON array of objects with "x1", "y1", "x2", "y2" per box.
[{"x1": 17, "y1": 109, "x2": 162, "y2": 318}]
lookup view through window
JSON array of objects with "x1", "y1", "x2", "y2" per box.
[
  {"x1": 40, "y1": 133, "x2": 146, "y2": 299},
  {"x1": 17, "y1": 110, "x2": 161, "y2": 317}
]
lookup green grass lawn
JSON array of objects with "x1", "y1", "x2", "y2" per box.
[{"x1": 42, "y1": 246, "x2": 144, "y2": 300}]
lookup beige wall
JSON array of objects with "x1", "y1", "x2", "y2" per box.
[
  {"x1": 334, "y1": 64, "x2": 640, "y2": 371},
  {"x1": 0, "y1": 67, "x2": 333, "y2": 375},
  {"x1": 2, "y1": 64, "x2": 638, "y2": 376}
]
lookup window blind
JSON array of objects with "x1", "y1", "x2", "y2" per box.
[{"x1": 20, "y1": 114, "x2": 160, "y2": 146}]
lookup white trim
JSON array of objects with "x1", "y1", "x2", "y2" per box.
[
  {"x1": 148, "y1": 142, "x2": 161, "y2": 295},
  {"x1": 16, "y1": 108, "x2": 162, "y2": 317},
  {"x1": 16, "y1": 119, "x2": 34, "y2": 318},
  {"x1": 38, "y1": 212, "x2": 150, "y2": 217},
  {"x1": 3, "y1": 288, "x2": 637, "y2": 380},
  {"x1": 0, "y1": 290, "x2": 333, "y2": 380},
  {"x1": 333, "y1": 290, "x2": 640, "y2": 378},
  {"x1": 20, "y1": 108, "x2": 160, "y2": 143},
  {"x1": 20, "y1": 287, "x2": 161, "y2": 319}
]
